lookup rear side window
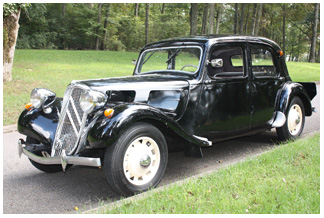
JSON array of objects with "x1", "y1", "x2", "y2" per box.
[{"x1": 251, "y1": 44, "x2": 277, "y2": 77}]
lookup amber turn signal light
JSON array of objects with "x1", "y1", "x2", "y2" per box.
[
  {"x1": 278, "y1": 50, "x2": 284, "y2": 57},
  {"x1": 25, "y1": 103, "x2": 33, "y2": 111},
  {"x1": 104, "y1": 108, "x2": 114, "y2": 118}
]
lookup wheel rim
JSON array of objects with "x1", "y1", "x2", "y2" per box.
[
  {"x1": 287, "y1": 104, "x2": 303, "y2": 136},
  {"x1": 123, "y1": 137, "x2": 161, "y2": 186}
]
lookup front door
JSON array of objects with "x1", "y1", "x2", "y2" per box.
[{"x1": 194, "y1": 43, "x2": 252, "y2": 141}]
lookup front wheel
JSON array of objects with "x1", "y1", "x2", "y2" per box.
[
  {"x1": 104, "y1": 122, "x2": 168, "y2": 196},
  {"x1": 276, "y1": 97, "x2": 305, "y2": 141}
]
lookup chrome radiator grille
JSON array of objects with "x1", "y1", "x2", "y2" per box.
[{"x1": 52, "y1": 86, "x2": 87, "y2": 157}]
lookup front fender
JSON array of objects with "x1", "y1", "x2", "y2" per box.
[
  {"x1": 17, "y1": 98, "x2": 61, "y2": 145},
  {"x1": 277, "y1": 82, "x2": 313, "y2": 116},
  {"x1": 87, "y1": 103, "x2": 211, "y2": 148}
]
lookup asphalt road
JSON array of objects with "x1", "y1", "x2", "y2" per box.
[{"x1": 3, "y1": 85, "x2": 320, "y2": 214}]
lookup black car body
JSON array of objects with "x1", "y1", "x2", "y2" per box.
[{"x1": 18, "y1": 35, "x2": 317, "y2": 195}]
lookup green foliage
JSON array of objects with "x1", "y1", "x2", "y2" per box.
[
  {"x1": 3, "y1": 3, "x2": 30, "y2": 17},
  {"x1": 16, "y1": 4, "x2": 57, "y2": 49},
  {"x1": 13, "y1": 3, "x2": 320, "y2": 62}
]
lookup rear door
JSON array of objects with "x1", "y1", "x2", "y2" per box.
[{"x1": 248, "y1": 43, "x2": 285, "y2": 128}]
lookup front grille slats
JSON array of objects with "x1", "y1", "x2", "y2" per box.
[{"x1": 52, "y1": 86, "x2": 87, "y2": 157}]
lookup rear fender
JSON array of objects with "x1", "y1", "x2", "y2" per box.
[
  {"x1": 276, "y1": 82, "x2": 314, "y2": 116},
  {"x1": 87, "y1": 103, "x2": 211, "y2": 149}
]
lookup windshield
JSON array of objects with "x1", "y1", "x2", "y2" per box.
[{"x1": 136, "y1": 46, "x2": 202, "y2": 75}]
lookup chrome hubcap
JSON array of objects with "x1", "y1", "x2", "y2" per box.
[
  {"x1": 123, "y1": 137, "x2": 160, "y2": 186},
  {"x1": 140, "y1": 154, "x2": 151, "y2": 167},
  {"x1": 288, "y1": 104, "x2": 303, "y2": 136}
]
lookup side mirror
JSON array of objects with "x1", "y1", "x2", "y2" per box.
[
  {"x1": 132, "y1": 59, "x2": 137, "y2": 65},
  {"x1": 209, "y1": 59, "x2": 223, "y2": 68}
]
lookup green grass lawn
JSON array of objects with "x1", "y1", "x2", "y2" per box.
[
  {"x1": 3, "y1": 49, "x2": 138, "y2": 125},
  {"x1": 286, "y1": 61, "x2": 320, "y2": 82},
  {"x1": 3, "y1": 49, "x2": 320, "y2": 125},
  {"x1": 100, "y1": 133, "x2": 320, "y2": 214}
]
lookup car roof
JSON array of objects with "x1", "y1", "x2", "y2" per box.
[{"x1": 145, "y1": 35, "x2": 282, "y2": 51}]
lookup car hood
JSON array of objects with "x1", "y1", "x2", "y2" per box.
[
  {"x1": 72, "y1": 74, "x2": 191, "y2": 118},
  {"x1": 74, "y1": 74, "x2": 189, "y2": 96}
]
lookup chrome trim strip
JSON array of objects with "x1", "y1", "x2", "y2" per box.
[
  {"x1": 69, "y1": 97, "x2": 82, "y2": 125},
  {"x1": 66, "y1": 109, "x2": 79, "y2": 136},
  {"x1": 69, "y1": 113, "x2": 87, "y2": 155}
]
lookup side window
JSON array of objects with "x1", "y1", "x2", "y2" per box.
[
  {"x1": 251, "y1": 44, "x2": 277, "y2": 77},
  {"x1": 208, "y1": 46, "x2": 245, "y2": 78},
  {"x1": 231, "y1": 55, "x2": 243, "y2": 67}
]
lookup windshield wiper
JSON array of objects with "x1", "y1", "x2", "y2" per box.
[
  {"x1": 142, "y1": 49, "x2": 158, "y2": 65},
  {"x1": 165, "y1": 48, "x2": 181, "y2": 64}
]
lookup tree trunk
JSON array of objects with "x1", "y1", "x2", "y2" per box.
[
  {"x1": 3, "y1": 8, "x2": 21, "y2": 82},
  {"x1": 254, "y1": 3, "x2": 262, "y2": 35},
  {"x1": 244, "y1": 4, "x2": 250, "y2": 34},
  {"x1": 282, "y1": 4, "x2": 286, "y2": 56},
  {"x1": 208, "y1": 3, "x2": 216, "y2": 34},
  {"x1": 201, "y1": 4, "x2": 209, "y2": 34},
  {"x1": 62, "y1": 3, "x2": 66, "y2": 17},
  {"x1": 215, "y1": 5, "x2": 222, "y2": 34},
  {"x1": 239, "y1": 4, "x2": 245, "y2": 34},
  {"x1": 190, "y1": 3, "x2": 198, "y2": 35},
  {"x1": 161, "y1": 3, "x2": 165, "y2": 14},
  {"x1": 135, "y1": 3, "x2": 139, "y2": 17},
  {"x1": 95, "y1": 3, "x2": 103, "y2": 50},
  {"x1": 317, "y1": 42, "x2": 320, "y2": 63},
  {"x1": 309, "y1": 3, "x2": 319, "y2": 63},
  {"x1": 145, "y1": 3, "x2": 149, "y2": 44},
  {"x1": 251, "y1": 3, "x2": 257, "y2": 35},
  {"x1": 297, "y1": 30, "x2": 302, "y2": 61},
  {"x1": 61, "y1": 3, "x2": 66, "y2": 49},
  {"x1": 101, "y1": 4, "x2": 110, "y2": 50},
  {"x1": 234, "y1": 3, "x2": 238, "y2": 34}
]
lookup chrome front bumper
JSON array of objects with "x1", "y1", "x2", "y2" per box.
[{"x1": 18, "y1": 139, "x2": 101, "y2": 171}]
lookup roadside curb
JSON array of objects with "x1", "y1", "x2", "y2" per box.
[{"x1": 3, "y1": 124, "x2": 17, "y2": 134}]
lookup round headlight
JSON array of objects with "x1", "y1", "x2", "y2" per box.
[
  {"x1": 79, "y1": 90, "x2": 107, "y2": 113},
  {"x1": 30, "y1": 88, "x2": 56, "y2": 109}
]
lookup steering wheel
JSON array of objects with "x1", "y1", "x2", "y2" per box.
[{"x1": 181, "y1": 64, "x2": 198, "y2": 71}]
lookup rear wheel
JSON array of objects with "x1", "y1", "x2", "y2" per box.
[
  {"x1": 104, "y1": 122, "x2": 168, "y2": 196},
  {"x1": 276, "y1": 97, "x2": 305, "y2": 141},
  {"x1": 26, "y1": 137, "x2": 66, "y2": 173}
]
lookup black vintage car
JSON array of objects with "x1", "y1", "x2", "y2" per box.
[{"x1": 18, "y1": 35, "x2": 316, "y2": 195}]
